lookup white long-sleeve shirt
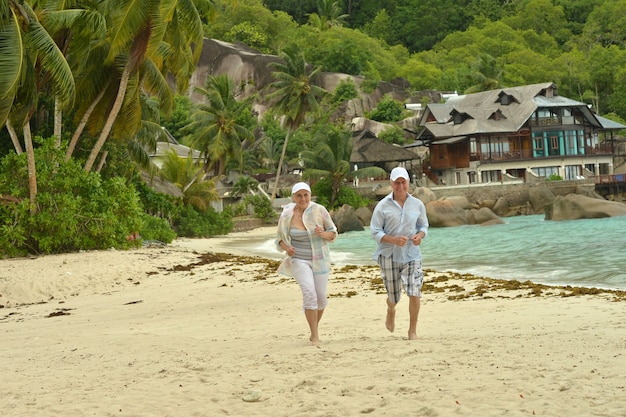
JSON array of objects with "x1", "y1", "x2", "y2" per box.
[{"x1": 370, "y1": 192, "x2": 429, "y2": 263}]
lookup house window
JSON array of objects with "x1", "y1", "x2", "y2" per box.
[
  {"x1": 546, "y1": 132, "x2": 562, "y2": 156},
  {"x1": 533, "y1": 136, "x2": 544, "y2": 157},
  {"x1": 550, "y1": 136, "x2": 559, "y2": 149},
  {"x1": 533, "y1": 166, "x2": 558, "y2": 178},
  {"x1": 562, "y1": 108, "x2": 574, "y2": 124},
  {"x1": 565, "y1": 130, "x2": 576, "y2": 155},
  {"x1": 481, "y1": 170, "x2": 501, "y2": 183},
  {"x1": 577, "y1": 131, "x2": 585, "y2": 154},
  {"x1": 497, "y1": 92, "x2": 517, "y2": 105},
  {"x1": 564, "y1": 165, "x2": 580, "y2": 180},
  {"x1": 489, "y1": 110, "x2": 507, "y2": 120}
]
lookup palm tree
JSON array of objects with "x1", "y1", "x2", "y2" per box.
[
  {"x1": 159, "y1": 149, "x2": 218, "y2": 212},
  {"x1": 267, "y1": 45, "x2": 327, "y2": 202},
  {"x1": 1, "y1": 0, "x2": 76, "y2": 213},
  {"x1": 300, "y1": 126, "x2": 384, "y2": 207},
  {"x1": 307, "y1": 0, "x2": 349, "y2": 30},
  {"x1": 186, "y1": 74, "x2": 254, "y2": 177},
  {"x1": 82, "y1": 0, "x2": 211, "y2": 172},
  {"x1": 465, "y1": 53, "x2": 504, "y2": 94}
]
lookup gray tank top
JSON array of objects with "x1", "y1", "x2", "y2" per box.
[{"x1": 290, "y1": 228, "x2": 312, "y2": 260}]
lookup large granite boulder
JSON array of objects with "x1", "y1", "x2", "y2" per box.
[
  {"x1": 425, "y1": 199, "x2": 468, "y2": 227},
  {"x1": 469, "y1": 207, "x2": 506, "y2": 225},
  {"x1": 441, "y1": 195, "x2": 474, "y2": 210},
  {"x1": 375, "y1": 184, "x2": 392, "y2": 199},
  {"x1": 332, "y1": 204, "x2": 365, "y2": 233},
  {"x1": 491, "y1": 197, "x2": 510, "y2": 216},
  {"x1": 545, "y1": 194, "x2": 626, "y2": 220},
  {"x1": 355, "y1": 206, "x2": 372, "y2": 226},
  {"x1": 528, "y1": 184, "x2": 555, "y2": 214},
  {"x1": 413, "y1": 187, "x2": 437, "y2": 205}
]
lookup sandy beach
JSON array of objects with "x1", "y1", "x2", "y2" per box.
[{"x1": 1, "y1": 227, "x2": 625, "y2": 417}]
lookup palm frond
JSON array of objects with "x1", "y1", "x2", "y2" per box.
[
  {"x1": 0, "y1": 8, "x2": 23, "y2": 99},
  {"x1": 23, "y1": 2, "x2": 76, "y2": 108},
  {"x1": 141, "y1": 58, "x2": 174, "y2": 114},
  {"x1": 105, "y1": 0, "x2": 150, "y2": 64}
]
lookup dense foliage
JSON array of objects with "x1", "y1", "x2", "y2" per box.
[{"x1": 0, "y1": 139, "x2": 145, "y2": 257}]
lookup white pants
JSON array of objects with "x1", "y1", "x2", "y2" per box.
[{"x1": 291, "y1": 259, "x2": 329, "y2": 310}]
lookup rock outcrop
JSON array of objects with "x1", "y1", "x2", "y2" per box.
[
  {"x1": 469, "y1": 207, "x2": 506, "y2": 225},
  {"x1": 425, "y1": 199, "x2": 468, "y2": 227},
  {"x1": 331, "y1": 204, "x2": 365, "y2": 233},
  {"x1": 544, "y1": 194, "x2": 626, "y2": 220},
  {"x1": 188, "y1": 39, "x2": 426, "y2": 123},
  {"x1": 413, "y1": 187, "x2": 437, "y2": 205},
  {"x1": 528, "y1": 184, "x2": 556, "y2": 214},
  {"x1": 354, "y1": 206, "x2": 372, "y2": 227}
]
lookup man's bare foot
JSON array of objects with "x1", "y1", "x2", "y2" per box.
[
  {"x1": 385, "y1": 308, "x2": 396, "y2": 333},
  {"x1": 408, "y1": 331, "x2": 418, "y2": 340},
  {"x1": 309, "y1": 337, "x2": 320, "y2": 347}
]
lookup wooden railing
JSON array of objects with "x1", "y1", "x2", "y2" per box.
[
  {"x1": 470, "y1": 144, "x2": 614, "y2": 162},
  {"x1": 590, "y1": 174, "x2": 626, "y2": 184}
]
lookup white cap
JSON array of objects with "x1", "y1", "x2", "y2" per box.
[
  {"x1": 291, "y1": 182, "x2": 311, "y2": 194},
  {"x1": 390, "y1": 167, "x2": 410, "y2": 181}
]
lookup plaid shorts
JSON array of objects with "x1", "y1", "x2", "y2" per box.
[{"x1": 377, "y1": 255, "x2": 424, "y2": 303}]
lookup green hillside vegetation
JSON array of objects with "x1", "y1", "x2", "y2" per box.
[{"x1": 1, "y1": 0, "x2": 625, "y2": 256}]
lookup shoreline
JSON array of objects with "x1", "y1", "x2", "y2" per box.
[
  {"x1": 2, "y1": 226, "x2": 625, "y2": 308},
  {"x1": 1, "y1": 228, "x2": 625, "y2": 416}
]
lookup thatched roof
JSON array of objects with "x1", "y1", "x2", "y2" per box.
[
  {"x1": 140, "y1": 171, "x2": 183, "y2": 198},
  {"x1": 351, "y1": 130, "x2": 418, "y2": 163}
]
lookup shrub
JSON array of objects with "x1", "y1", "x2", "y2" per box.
[
  {"x1": 139, "y1": 213, "x2": 177, "y2": 243},
  {"x1": 311, "y1": 178, "x2": 369, "y2": 210},
  {"x1": 244, "y1": 195, "x2": 276, "y2": 222},
  {"x1": 0, "y1": 139, "x2": 145, "y2": 256},
  {"x1": 332, "y1": 78, "x2": 358, "y2": 104},
  {"x1": 172, "y1": 204, "x2": 233, "y2": 237},
  {"x1": 367, "y1": 95, "x2": 406, "y2": 122},
  {"x1": 378, "y1": 126, "x2": 407, "y2": 145}
]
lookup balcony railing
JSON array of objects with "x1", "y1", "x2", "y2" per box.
[
  {"x1": 470, "y1": 144, "x2": 614, "y2": 162},
  {"x1": 590, "y1": 174, "x2": 626, "y2": 184}
]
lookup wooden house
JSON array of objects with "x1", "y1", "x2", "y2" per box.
[{"x1": 415, "y1": 82, "x2": 625, "y2": 185}]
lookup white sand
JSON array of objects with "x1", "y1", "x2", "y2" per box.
[{"x1": 1, "y1": 227, "x2": 625, "y2": 416}]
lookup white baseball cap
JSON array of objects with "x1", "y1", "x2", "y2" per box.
[
  {"x1": 390, "y1": 167, "x2": 410, "y2": 181},
  {"x1": 291, "y1": 182, "x2": 311, "y2": 194}
]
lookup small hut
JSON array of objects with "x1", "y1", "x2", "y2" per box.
[{"x1": 351, "y1": 129, "x2": 420, "y2": 174}]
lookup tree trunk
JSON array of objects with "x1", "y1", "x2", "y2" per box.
[
  {"x1": 83, "y1": 66, "x2": 131, "y2": 172},
  {"x1": 54, "y1": 99, "x2": 62, "y2": 148},
  {"x1": 66, "y1": 82, "x2": 109, "y2": 161},
  {"x1": 5, "y1": 119, "x2": 23, "y2": 154},
  {"x1": 270, "y1": 128, "x2": 293, "y2": 202},
  {"x1": 23, "y1": 122, "x2": 38, "y2": 215},
  {"x1": 95, "y1": 149, "x2": 108, "y2": 173}
]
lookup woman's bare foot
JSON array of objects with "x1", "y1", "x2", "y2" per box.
[
  {"x1": 385, "y1": 308, "x2": 396, "y2": 333},
  {"x1": 309, "y1": 337, "x2": 320, "y2": 347},
  {"x1": 408, "y1": 331, "x2": 418, "y2": 340}
]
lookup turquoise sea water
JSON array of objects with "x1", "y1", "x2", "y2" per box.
[{"x1": 253, "y1": 215, "x2": 626, "y2": 291}]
